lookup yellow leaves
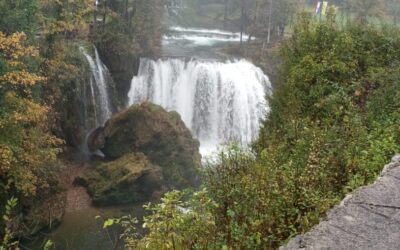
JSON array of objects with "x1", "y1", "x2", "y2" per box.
[
  {"x1": 43, "y1": 20, "x2": 75, "y2": 34},
  {"x1": 13, "y1": 102, "x2": 47, "y2": 124},
  {"x1": 3, "y1": 92, "x2": 49, "y2": 125},
  {"x1": 0, "y1": 32, "x2": 38, "y2": 67},
  {"x1": 0, "y1": 145, "x2": 14, "y2": 174},
  {"x1": 39, "y1": 0, "x2": 63, "y2": 8},
  {"x1": 0, "y1": 70, "x2": 45, "y2": 87},
  {"x1": 15, "y1": 169, "x2": 38, "y2": 197},
  {"x1": 0, "y1": 32, "x2": 45, "y2": 96},
  {"x1": 44, "y1": 41, "x2": 79, "y2": 82},
  {"x1": 0, "y1": 32, "x2": 63, "y2": 199},
  {"x1": 40, "y1": 0, "x2": 93, "y2": 37}
]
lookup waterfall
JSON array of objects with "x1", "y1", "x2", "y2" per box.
[
  {"x1": 80, "y1": 46, "x2": 113, "y2": 128},
  {"x1": 77, "y1": 46, "x2": 114, "y2": 155},
  {"x1": 165, "y1": 26, "x2": 253, "y2": 46},
  {"x1": 128, "y1": 58, "x2": 271, "y2": 154}
]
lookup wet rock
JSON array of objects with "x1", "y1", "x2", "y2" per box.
[
  {"x1": 87, "y1": 127, "x2": 105, "y2": 152},
  {"x1": 78, "y1": 153, "x2": 164, "y2": 206},
  {"x1": 95, "y1": 44, "x2": 139, "y2": 106},
  {"x1": 89, "y1": 102, "x2": 201, "y2": 188},
  {"x1": 281, "y1": 155, "x2": 400, "y2": 250}
]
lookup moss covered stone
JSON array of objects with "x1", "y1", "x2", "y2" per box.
[
  {"x1": 89, "y1": 102, "x2": 201, "y2": 189},
  {"x1": 79, "y1": 153, "x2": 163, "y2": 206}
]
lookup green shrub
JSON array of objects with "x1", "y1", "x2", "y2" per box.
[{"x1": 119, "y1": 15, "x2": 400, "y2": 250}]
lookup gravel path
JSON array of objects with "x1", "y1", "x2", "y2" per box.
[{"x1": 60, "y1": 162, "x2": 92, "y2": 212}]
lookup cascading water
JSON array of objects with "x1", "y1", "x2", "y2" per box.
[
  {"x1": 164, "y1": 26, "x2": 253, "y2": 46},
  {"x1": 79, "y1": 46, "x2": 114, "y2": 154},
  {"x1": 80, "y1": 46, "x2": 113, "y2": 127},
  {"x1": 128, "y1": 58, "x2": 271, "y2": 154}
]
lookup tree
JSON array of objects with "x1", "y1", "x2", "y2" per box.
[
  {"x1": 246, "y1": 0, "x2": 298, "y2": 45},
  {"x1": 0, "y1": 0, "x2": 38, "y2": 36},
  {"x1": 349, "y1": 0, "x2": 385, "y2": 23},
  {"x1": 101, "y1": 11, "x2": 400, "y2": 250},
  {"x1": 39, "y1": 0, "x2": 93, "y2": 38},
  {"x1": 0, "y1": 32, "x2": 62, "y2": 200},
  {"x1": 385, "y1": 0, "x2": 400, "y2": 25},
  {"x1": 267, "y1": 0, "x2": 272, "y2": 44}
]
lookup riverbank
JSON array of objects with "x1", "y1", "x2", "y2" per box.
[{"x1": 23, "y1": 156, "x2": 145, "y2": 250}]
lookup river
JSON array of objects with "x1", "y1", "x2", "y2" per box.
[{"x1": 26, "y1": 22, "x2": 271, "y2": 250}]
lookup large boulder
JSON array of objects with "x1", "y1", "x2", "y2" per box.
[
  {"x1": 77, "y1": 153, "x2": 163, "y2": 205},
  {"x1": 89, "y1": 102, "x2": 201, "y2": 188}
]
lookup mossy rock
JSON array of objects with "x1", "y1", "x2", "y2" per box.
[
  {"x1": 89, "y1": 102, "x2": 201, "y2": 188},
  {"x1": 79, "y1": 153, "x2": 163, "y2": 206}
]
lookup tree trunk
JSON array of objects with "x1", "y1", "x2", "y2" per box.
[
  {"x1": 125, "y1": 0, "x2": 129, "y2": 20},
  {"x1": 267, "y1": 0, "x2": 272, "y2": 44},
  {"x1": 93, "y1": 0, "x2": 98, "y2": 27},
  {"x1": 224, "y1": 0, "x2": 228, "y2": 22},
  {"x1": 240, "y1": 0, "x2": 244, "y2": 46},
  {"x1": 103, "y1": 0, "x2": 107, "y2": 31},
  {"x1": 247, "y1": 34, "x2": 252, "y2": 43}
]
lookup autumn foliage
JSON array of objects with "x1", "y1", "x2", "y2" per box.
[{"x1": 0, "y1": 32, "x2": 62, "y2": 200}]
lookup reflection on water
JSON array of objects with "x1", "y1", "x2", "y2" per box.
[{"x1": 23, "y1": 205, "x2": 145, "y2": 250}]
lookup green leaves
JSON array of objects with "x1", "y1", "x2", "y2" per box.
[
  {"x1": 114, "y1": 16, "x2": 400, "y2": 250},
  {"x1": 43, "y1": 239, "x2": 54, "y2": 250},
  {"x1": 254, "y1": 15, "x2": 400, "y2": 247},
  {"x1": 5, "y1": 197, "x2": 17, "y2": 214},
  {"x1": 103, "y1": 219, "x2": 116, "y2": 229},
  {"x1": 1, "y1": 197, "x2": 19, "y2": 249},
  {"x1": 118, "y1": 189, "x2": 218, "y2": 249}
]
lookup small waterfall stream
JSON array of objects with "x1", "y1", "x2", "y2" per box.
[
  {"x1": 128, "y1": 58, "x2": 271, "y2": 154},
  {"x1": 80, "y1": 46, "x2": 113, "y2": 128},
  {"x1": 43, "y1": 26, "x2": 273, "y2": 249},
  {"x1": 78, "y1": 46, "x2": 114, "y2": 154}
]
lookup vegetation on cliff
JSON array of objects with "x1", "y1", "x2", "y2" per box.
[
  {"x1": 0, "y1": 30, "x2": 63, "y2": 242},
  {"x1": 1, "y1": 0, "x2": 400, "y2": 249},
  {"x1": 0, "y1": 0, "x2": 167, "y2": 245},
  {"x1": 115, "y1": 13, "x2": 400, "y2": 249}
]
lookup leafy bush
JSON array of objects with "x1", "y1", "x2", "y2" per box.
[{"x1": 119, "y1": 15, "x2": 400, "y2": 249}]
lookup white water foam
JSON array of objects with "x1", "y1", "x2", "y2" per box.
[
  {"x1": 165, "y1": 26, "x2": 253, "y2": 46},
  {"x1": 128, "y1": 58, "x2": 271, "y2": 155}
]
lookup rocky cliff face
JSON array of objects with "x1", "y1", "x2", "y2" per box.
[
  {"x1": 96, "y1": 46, "x2": 139, "y2": 106},
  {"x1": 281, "y1": 155, "x2": 400, "y2": 250}
]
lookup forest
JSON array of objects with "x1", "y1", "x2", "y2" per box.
[{"x1": 1, "y1": 0, "x2": 400, "y2": 249}]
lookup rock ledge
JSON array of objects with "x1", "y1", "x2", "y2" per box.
[{"x1": 281, "y1": 155, "x2": 400, "y2": 250}]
